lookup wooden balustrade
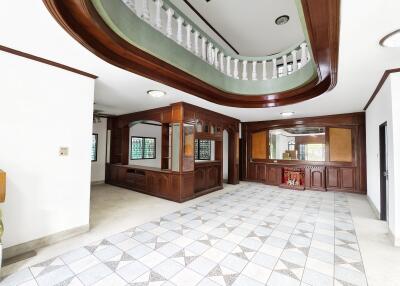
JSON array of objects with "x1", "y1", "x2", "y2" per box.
[{"x1": 121, "y1": 0, "x2": 311, "y2": 81}]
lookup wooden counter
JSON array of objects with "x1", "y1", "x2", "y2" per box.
[
  {"x1": 106, "y1": 164, "x2": 188, "y2": 202},
  {"x1": 194, "y1": 161, "x2": 222, "y2": 194}
]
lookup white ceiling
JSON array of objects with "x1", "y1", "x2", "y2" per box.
[
  {"x1": 1, "y1": 0, "x2": 400, "y2": 122},
  {"x1": 168, "y1": 0, "x2": 305, "y2": 56}
]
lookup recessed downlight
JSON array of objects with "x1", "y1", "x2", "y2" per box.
[
  {"x1": 281, "y1": 111, "x2": 295, "y2": 117},
  {"x1": 147, "y1": 90, "x2": 166, "y2": 98},
  {"x1": 275, "y1": 15, "x2": 290, "y2": 26}
]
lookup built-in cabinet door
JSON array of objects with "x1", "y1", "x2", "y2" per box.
[
  {"x1": 326, "y1": 167, "x2": 355, "y2": 191},
  {"x1": 248, "y1": 163, "x2": 257, "y2": 181},
  {"x1": 326, "y1": 167, "x2": 340, "y2": 189},
  {"x1": 305, "y1": 167, "x2": 326, "y2": 191},
  {"x1": 266, "y1": 167, "x2": 281, "y2": 186},
  {"x1": 340, "y1": 168, "x2": 355, "y2": 191},
  {"x1": 256, "y1": 164, "x2": 266, "y2": 182}
]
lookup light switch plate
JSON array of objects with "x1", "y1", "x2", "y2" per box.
[{"x1": 59, "y1": 147, "x2": 69, "y2": 156}]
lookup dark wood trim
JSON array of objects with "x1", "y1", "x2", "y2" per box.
[
  {"x1": 42, "y1": 0, "x2": 340, "y2": 108},
  {"x1": 363, "y1": 68, "x2": 400, "y2": 110},
  {"x1": 182, "y1": 0, "x2": 240, "y2": 55},
  {"x1": 0, "y1": 44, "x2": 97, "y2": 79},
  {"x1": 379, "y1": 29, "x2": 400, "y2": 47}
]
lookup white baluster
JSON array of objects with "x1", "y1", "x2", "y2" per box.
[
  {"x1": 307, "y1": 49, "x2": 311, "y2": 62},
  {"x1": 186, "y1": 24, "x2": 192, "y2": 50},
  {"x1": 214, "y1": 48, "x2": 219, "y2": 70},
  {"x1": 123, "y1": 0, "x2": 137, "y2": 15},
  {"x1": 262, "y1": 60, "x2": 267, "y2": 80},
  {"x1": 242, "y1": 60, "x2": 248, "y2": 80},
  {"x1": 155, "y1": 0, "x2": 163, "y2": 29},
  {"x1": 142, "y1": 0, "x2": 150, "y2": 21},
  {"x1": 194, "y1": 31, "x2": 200, "y2": 56},
  {"x1": 252, "y1": 61, "x2": 257, "y2": 80},
  {"x1": 220, "y1": 53, "x2": 224, "y2": 73},
  {"x1": 282, "y1": 55, "x2": 288, "y2": 76},
  {"x1": 300, "y1": 43, "x2": 307, "y2": 67},
  {"x1": 233, "y1": 59, "x2": 239, "y2": 79},
  {"x1": 201, "y1": 37, "x2": 207, "y2": 61},
  {"x1": 166, "y1": 8, "x2": 174, "y2": 38},
  {"x1": 272, "y1": 58, "x2": 278, "y2": 79},
  {"x1": 177, "y1": 17, "x2": 184, "y2": 45},
  {"x1": 226, "y1": 56, "x2": 232, "y2": 77},
  {"x1": 291, "y1": 50, "x2": 298, "y2": 72},
  {"x1": 207, "y1": 43, "x2": 214, "y2": 65}
]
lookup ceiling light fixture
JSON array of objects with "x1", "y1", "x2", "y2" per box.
[
  {"x1": 380, "y1": 29, "x2": 400, "y2": 47},
  {"x1": 147, "y1": 90, "x2": 166, "y2": 98},
  {"x1": 280, "y1": 111, "x2": 295, "y2": 117},
  {"x1": 275, "y1": 15, "x2": 290, "y2": 26}
]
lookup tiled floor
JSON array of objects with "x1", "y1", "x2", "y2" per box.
[{"x1": 1, "y1": 183, "x2": 368, "y2": 286}]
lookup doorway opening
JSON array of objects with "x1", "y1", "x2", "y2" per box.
[{"x1": 379, "y1": 122, "x2": 388, "y2": 221}]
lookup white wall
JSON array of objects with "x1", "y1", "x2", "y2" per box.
[
  {"x1": 129, "y1": 123, "x2": 162, "y2": 167},
  {"x1": 0, "y1": 52, "x2": 95, "y2": 249},
  {"x1": 366, "y1": 73, "x2": 400, "y2": 244},
  {"x1": 91, "y1": 118, "x2": 107, "y2": 183},
  {"x1": 223, "y1": 130, "x2": 229, "y2": 180}
]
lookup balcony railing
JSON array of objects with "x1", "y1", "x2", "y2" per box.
[{"x1": 121, "y1": 0, "x2": 311, "y2": 82}]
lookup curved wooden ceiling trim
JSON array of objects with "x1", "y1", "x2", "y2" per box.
[{"x1": 43, "y1": 0, "x2": 340, "y2": 108}]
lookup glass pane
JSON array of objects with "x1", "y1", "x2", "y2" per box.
[
  {"x1": 131, "y1": 137, "x2": 143, "y2": 159},
  {"x1": 199, "y1": 140, "x2": 211, "y2": 160},
  {"x1": 91, "y1": 134, "x2": 97, "y2": 161},
  {"x1": 144, "y1": 138, "x2": 156, "y2": 159},
  {"x1": 269, "y1": 127, "x2": 325, "y2": 161}
]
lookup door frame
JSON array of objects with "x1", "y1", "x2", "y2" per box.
[{"x1": 379, "y1": 122, "x2": 388, "y2": 221}]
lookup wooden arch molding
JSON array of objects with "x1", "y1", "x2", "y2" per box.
[{"x1": 43, "y1": 0, "x2": 340, "y2": 108}]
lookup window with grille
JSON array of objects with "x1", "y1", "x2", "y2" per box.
[
  {"x1": 131, "y1": 136, "x2": 156, "y2": 160},
  {"x1": 194, "y1": 139, "x2": 211, "y2": 160},
  {"x1": 91, "y1": 134, "x2": 98, "y2": 161}
]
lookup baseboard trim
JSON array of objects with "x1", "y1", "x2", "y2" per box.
[
  {"x1": 367, "y1": 195, "x2": 380, "y2": 219},
  {"x1": 388, "y1": 228, "x2": 400, "y2": 247},
  {"x1": 3, "y1": 224, "x2": 89, "y2": 260},
  {"x1": 91, "y1": 180, "x2": 105, "y2": 186}
]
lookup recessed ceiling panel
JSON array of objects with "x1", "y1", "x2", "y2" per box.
[{"x1": 170, "y1": 0, "x2": 306, "y2": 56}]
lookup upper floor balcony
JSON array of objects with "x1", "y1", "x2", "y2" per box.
[{"x1": 44, "y1": 0, "x2": 339, "y2": 107}]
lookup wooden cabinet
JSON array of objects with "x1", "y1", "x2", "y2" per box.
[
  {"x1": 194, "y1": 162, "x2": 222, "y2": 193},
  {"x1": 266, "y1": 166, "x2": 281, "y2": 186},
  {"x1": 247, "y1": 163, "x2": 266, "y2": 183},
  {"x1": 304, "y1": 166, "x2": 326, "y2": 191},
  {"x1": 326, "y1": 167, "x2": 355, "y2": 192}
]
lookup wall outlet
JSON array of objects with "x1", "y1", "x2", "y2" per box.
[{"x1": 59, "y1": 147, "x2": 69, "y2": 156}]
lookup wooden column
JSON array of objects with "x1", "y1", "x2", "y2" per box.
[{"x1": 228, "y1": 129, "x2": 240, "y2": 184}]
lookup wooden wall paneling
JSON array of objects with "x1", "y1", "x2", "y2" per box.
[
  {"x1": 161, "y1": 123, "x2": 170, "y2": 169},
  {"x1": 329, "y1": 128, "x2": 353, "y2": 162},
  {"x1": 121, "y1": 126, "x2": 130, "y2": 165},
  {"x1": 179, "y1": 172, "x2": 194, "y2": 201},
  {"x1": 242, "y1": 113, "x2": 366, "y2": 194},
  {"x1": 251, "y1": 131, "x2": 267, "y2": 160}
]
